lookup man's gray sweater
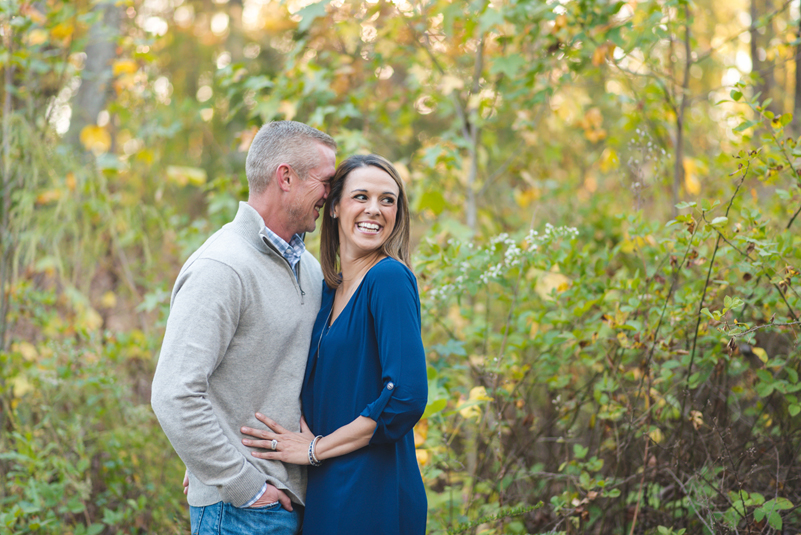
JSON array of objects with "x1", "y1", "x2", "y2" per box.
[{"x1": 151, "y1": 202, "x2": 322, "y2": 508}]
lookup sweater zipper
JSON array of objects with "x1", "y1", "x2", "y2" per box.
[
  {"x1": 297, "y1": 258, "x2": 305, "y2": 305},
  {"x1": 262, "y1": 237, "x2": 305, "y2": 305}
]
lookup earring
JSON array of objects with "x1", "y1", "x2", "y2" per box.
[{"x1": 332, "y1": 213, "x2": 338, "y2": 219}]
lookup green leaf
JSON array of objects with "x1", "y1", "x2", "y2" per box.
[
  {"x1": 574, "y1": 444, "x2": 588, "y2": 459},
  {"x1": 422, "y1": 398, "x2": 448, "y2": 419},
  {"x1": 764, "y1": 497, "x2": 793, "y2": 510},
  {"x1": 479, "y1": 7, "x2": 506, "y2": 32},
  {"x1": 297, "y1": 0, "x2": 331, "y2": 33},
  {"x1": 675, "y1": 201, "x2": 696, "y2": 209},
  {"x1": 730, "y1": 90, "x2": 742, "y2": 101},
  {"x1": 710, "y1": 216, "x2": 728, "y2": 226},
  {"x1": 789, "y1": 404, "x2": 801, "y2": 417},
  {"x1": 733, "y1": 120, "x2": 757, "y2": 132},
  {"x1": 430, "y1": 339, "x2": 466, "y2": 357},
  {"x1": 415, "y1": 190, "x2": 447, "y2": 215},
  {"x1": 490, "y1": 54, "x2": 527, "y2": 79},
  {"x1": 767, "y1": 510, "x2": 782, "y2": 530}
]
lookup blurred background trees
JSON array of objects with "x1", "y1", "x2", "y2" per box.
[{"x1": 1, "y1": 0, "x2": 800, "y2": 533}]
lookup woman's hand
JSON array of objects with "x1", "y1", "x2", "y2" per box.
[{"x1": 241, "y1": 414, "x2": 316, "y2": 466}]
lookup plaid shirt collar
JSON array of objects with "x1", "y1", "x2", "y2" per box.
[{"x1": 260, "y1": 225, "x2": 306, "y2": 276}]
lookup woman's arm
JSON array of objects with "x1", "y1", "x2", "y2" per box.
[{"x1": 241, "y1": 413, "x2": 376, "y2": 465}]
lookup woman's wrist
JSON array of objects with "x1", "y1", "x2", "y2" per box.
[
  {"x1": 308, "y1": 435, "x2": 324, "y2": 466},
  {"x1": 314, "y1": 435, "x2": 328, "y2": 460}
]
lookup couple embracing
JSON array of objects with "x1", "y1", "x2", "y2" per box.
[{"x1": 151, "y1": 121, "x2": 428, "y2": 534}]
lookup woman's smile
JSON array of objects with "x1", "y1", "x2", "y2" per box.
[
  {"x1": 355, "y1": 221, "x2": 382, "y2": 234},
  {"x1": 334, "y1": 165, "x2": 399, "y2": 256}
]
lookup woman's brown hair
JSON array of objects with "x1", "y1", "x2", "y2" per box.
[{"x1": 320, "y1": 154, "x2": 411, "y2": 289}]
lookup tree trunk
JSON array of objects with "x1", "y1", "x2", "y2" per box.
[
  {"x1": 66, "y1": 2, "x2": 121, "y2": 147},
  {"x1": 1, "y1": 26, "x2": 14, "y2": 353},
  {"x1": 750, "y1": 0, "x2": 777, "y2": 113},
  {"x1": 794, "y1": 2, "x2": 801, "y2": 132}
]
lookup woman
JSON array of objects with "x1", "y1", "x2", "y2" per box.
[{"x1": 240, "y1": 154, "x2": 428, "y2": 534}]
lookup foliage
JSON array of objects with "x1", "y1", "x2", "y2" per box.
[{"x1": 1, "y1": 0, "x2": 800, "y2": 533}]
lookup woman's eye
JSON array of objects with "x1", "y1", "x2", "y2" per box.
[{"x1": 382, "y1": 198, "x2": 395, "y2": 205}]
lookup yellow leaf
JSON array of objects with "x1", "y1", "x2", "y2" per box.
[
  {"x1": 684, "y1": 158, "x2": 701, "y2": 195},
  {"x1": 36, "y1": 189, "x2": 62, "y2": 205},
  {"x1": 468, "y1": 386, "x2": 493, "y2": 402},
  {"x1": 599, "y1": 147, "x2": 619, "y2": 172},
  {"x1": 78, "y1": 308, "x2": 103, "y2": 332},
  {"x1": 65, "y1": 172, "x2": 77, "y2": 191},
  {"x1": 458, "y1": 387, "x2": 493, "y2": 420},
  {"x1": 113, "y1": 59, "x2": 138, "y2": 76},
  {"x1": 592, "y1": 45, "x2": 607, "y2": 66},
  {"x1": 114, "y1": 73, "x2": 138, "y2": 92},
  {"x1": 11, "y1": 376, "x2": 33, "y2": 398},
  {"x1": 27, "y1": 29, "x2": 48, "y2": 46},
  {"x1": 13, "y1": 342, "x2": 39, "y2": 362},
  {"x1": 529, "y1": 320, "x2": 539, "y2": 338},
  {"x1": 415, "y1": 448, "x2": 429, "y2": 466},
  {"x1": 167, "y1": 166, "x2": 208, "y2": 187},
  {"x1": 459, "y1": 403, "x2": 481, "y2": 420},
  {"x1": 79, "y1": 125, "x2": 111, "y2": 154},
  {"x1": 414, "y1": 419, "x2": 428, "y2": 446},
  {"x1": 752, "y1": 346, "x2": 768, "y2": 364},
  {"x1": 50, "y1": 22, "x2": 74, "y2": 41},
  {"x1": 531, "y1": 269, "x2": 571, "y2": 301},
  {"x1": 648, "y1": 428, "x2": 664, "y2": 443},
  {"x1": 514, "y1": 188, "x2": 540, "y2": 208},
  {"x1": 101, "y1": 291, "x2": 117, "y2": 309},
  {"x1": 553, "y1": 14, "x2": 567, "y2": 32}
]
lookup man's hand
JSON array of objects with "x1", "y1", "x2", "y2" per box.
[
  {"x1": 250, "y1": 483, "x2": 293, "y2": 511},
  {"x1": 182, "y1": 468, "x2": 291, "y2": 511}
]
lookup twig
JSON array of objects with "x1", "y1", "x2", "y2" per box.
[
  {"x1": 703, "y1": 218, "x2": 800, "y2": 322},
  {"x1": 730, "y1": 320, "x2": 801, "y2": 337},
  {"x1": 665, "y1": 468, "x2": 717, "y2": 533},
  {"x1": 628, "y1": 432, "x2": 650, "y2": 535},
  {"x1": 684, "y1": 161, "x2": 750, "y2": 416},
  {"x1": 787, "y1": 202, "x2": 801, "y2": 230}
]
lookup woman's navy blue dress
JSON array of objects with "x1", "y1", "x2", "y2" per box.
[{"x1": 301, "y1": 258, "x2": 428, "y2": 534}]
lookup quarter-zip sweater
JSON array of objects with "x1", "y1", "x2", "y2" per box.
[{"x1": 151, "y1": 201, "x2": 323, "y2": 508}]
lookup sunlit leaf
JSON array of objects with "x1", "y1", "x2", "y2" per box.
[
  {"x1": 79, "y1": 125, "x2": 112, "y2": 154},
  {"x1": 167, "y1": 166, "x2": 208, "y2": 187},
  {"x1": 113, "y1": 59, "x2": 138, "y2": 76}
]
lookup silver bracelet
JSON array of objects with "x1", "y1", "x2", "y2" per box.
[{"x1": 308, "y1": 435, "x2": 323, "y2": 467}]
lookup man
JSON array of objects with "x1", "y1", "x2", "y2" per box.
[{"x1": 151, "y1": 121, "x2": 337, "y2": 534}]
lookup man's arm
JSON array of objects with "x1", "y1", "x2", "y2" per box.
[{"x1": 151, "y1": 259, "x2": 266, "y2": 507}]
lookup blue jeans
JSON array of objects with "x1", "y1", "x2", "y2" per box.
[{"x1": 190, "y1": 501, "x2": 302, "y2": 535}]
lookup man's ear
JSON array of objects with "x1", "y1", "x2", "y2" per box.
[{"x1": 276, "y1": 164, "x2": 293, "y2": 193}]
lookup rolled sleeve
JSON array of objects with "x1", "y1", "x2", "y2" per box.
[{"x1": 361, "y1": 263, "x2": 428, "y2": 445}]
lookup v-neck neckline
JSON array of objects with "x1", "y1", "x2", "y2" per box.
[{"x1": 327, "y1": 257, "x2": 389, "y2": 329}]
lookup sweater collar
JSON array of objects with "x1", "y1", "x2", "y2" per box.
[{"x1": 231, "y1": 202, "x2": 274, "y2": 255}]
